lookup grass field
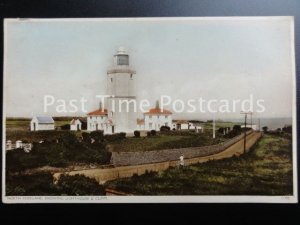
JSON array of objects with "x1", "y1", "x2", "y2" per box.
[
  {"x1": 109, "y1": 132, "x2": 227, "y2": 152},
  {"x1": 106, "y1": 133, "x2": 293, "y2": 195},
  {"x1": 5, "y1": 117, "x2": 72, "y2": 131}
]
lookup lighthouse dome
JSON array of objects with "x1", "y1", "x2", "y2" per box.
[{"x1": 117, "y1": 46, "x2": 127, "y2": 55}]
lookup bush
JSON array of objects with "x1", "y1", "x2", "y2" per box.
[
  {"x1": 104, "y1": 133, "x2": 126, "y2": 142},
  {"x1": 233, "y1": 125, "x2": 242, "y2": 131},
  {"x1": 160, "y1": 126, "x2": 171, "y2": 132},
  {"x1": 225, "y1": 129, "x2": 241, "y2": 139},
  {"x1": 6, "y1": 173, "x2": 106, "y2": 196},
  {"x1": 147, "y1": 131, "x2": 151, "y2": 137},
  {"x1": 57, "y1": 174, "x2": 105, "y2": 195},
  {"x1": 120, "y1": 132, "x2": 126, "y2": 138},
  {"x1": 90, "y1": 130, "x2": 104, "y2": 142},
  {"x1": 150, "y1": 130, "x2": 157, "y2": 136},
  {"x1": 282, "y1": 125, "x2": 292, "y2": 133},
  {"x1": 60, "y1": 124, "x2": 70, "y2": 130},
  {"x1": 6, "y1": 172, "x2": 59, "y2": 196},
  {"x1": 134, "y1": 130, "x2": 141, "y2": 138},
  {"x1": 6, "y1": 131, "x2": 112, "y2": 172},
  {"x1": 82, "y1": 132, "x2": 91, "y2": 143}
]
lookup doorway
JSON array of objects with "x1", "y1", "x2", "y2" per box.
[{"x1": 112, "y1": 126, "x2": 115, "y2": 134}]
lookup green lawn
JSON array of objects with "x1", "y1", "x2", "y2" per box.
[
  {"x1": 109, "y1": 133, "x2": 226, "y2": 152},
  {"x1": 106, "y1": 134, "x2": 293, "y2": 195}
]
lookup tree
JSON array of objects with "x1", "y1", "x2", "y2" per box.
[
  {"x1": 60, "y1": 124, "x2": 70, "y2": 130},
  {"x1": 262, "y1": 126, "x2": 268, "y2": 133},
  {"x1": 160, "y1": 126, "x2": 170, "y2": 132},
  {"x1": 134, "y1": 130, "x2": 141, "y2": 138},
  {"x1": 233, "y1": 125, "x2": 242, "y2": 131},
  {"x1": 150, "y1": 130, "x2": 157, "y2": 136},
  {"x1": 282, "y1": 125, "x2": 292, "y2": 133},
  {"x1": 90, "y1": 130, "x2": 104, "y2": 142},
  {"x1": 82, "y1": 132, "x2": 91, "y2": 143}
]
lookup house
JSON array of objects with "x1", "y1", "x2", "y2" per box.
[
  {"x1": 87, "y1": 108, "x2": 109, "y2": 132},
  {"x1": 70, "y1": 119, "x2": 82, "y2": 131},
  {"x1": 172, "y1": 120, "x2": 191, "y2": 130},
  {"x1": 241, "y1": 124, "x2": 258, "y2": 130},
  {"x1": 143, "y1": 103, "x2": 172, "y2": 131},
  {"x1": 172, "y1": 120, "x2": 202, "y2": 131},
  {"x1": 30, "y1": 116, "x2": 55, "y2": 131}
]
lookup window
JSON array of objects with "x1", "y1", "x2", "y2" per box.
[
  {"x1": 90, "y1": 116, "x2": 92, "y2": 119},
  {"x1": 158, "y1": 116, "x2": 160, "y2": 119},
  {"x1": 149, "y1": 123, "x2": 152, "y2": 129},
  {"x1": 117, "y1": 55, "x2": 129, "y2": 65},
  {"x1": 165, "y1": 115, "x2": 168, "y2": 119},
  {"x1": 165, "y1": 123, "x2": 168, "y2": 126},
  {"x1": 111, "y1": 78, "x2": 113, "y2": 82},
  {"x1": 130, "y1": 74, "x2": 133, "y2": 79},
  {"x1": 149, "y1": 115, "x2": 152, "y2": 119}
]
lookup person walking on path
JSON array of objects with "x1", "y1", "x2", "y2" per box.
[{"x1": 179, "y1": 154, "x2": 185, "y2": 167}]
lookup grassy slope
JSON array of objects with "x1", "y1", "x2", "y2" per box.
[{"x1": 106, "y1": 134, "x2": 293, "y2": 195}]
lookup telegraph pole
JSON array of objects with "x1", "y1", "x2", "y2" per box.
[
  {"x1": 212, "y1": 113, "x2": 216, "y2": 139},
  {"x1": 240, "y1": 111, "x2": 252, "y2": 153}
]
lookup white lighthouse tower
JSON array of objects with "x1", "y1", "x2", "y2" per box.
[{"x1": 106, "y1": 47, "x2": 136, "y2": 134}]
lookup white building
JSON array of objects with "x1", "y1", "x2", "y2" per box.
[
  {"x1": 87, "y1": 108, "x2": 109, "y2": 132},
  {"x1": 87, "y1": 47, "x2": 137, "y2": 134},
  {"x1": 30, "y1": 116, "x2": 55, "y2": 131},
  {"x1": 70, "y1": 119, "x2": 82, "y2": 131},
  {"x1": 106, "y1": 47, "x2": 137, "y2": 133},
  {"x1": 172, "y1": 120, "x2": 202, "y2": 132},
  {"x1": 142, "y1": 105, "x2": 172, "y2": 131}
]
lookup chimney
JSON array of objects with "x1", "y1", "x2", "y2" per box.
[{"x1": 155, "y1": 100, "x2": 160, "y2": 109}]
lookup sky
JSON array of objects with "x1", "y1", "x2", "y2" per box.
[{"x1": 4, "y1": 17, "x2": 295, "y2": 120}]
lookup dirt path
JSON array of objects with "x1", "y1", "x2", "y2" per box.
[{"x1": 54, "y1": 132, "x2": 262, "y2": 183}]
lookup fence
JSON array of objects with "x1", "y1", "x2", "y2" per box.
[{"x1": 5, "y1": 140, "x2": 32, "y2": 152}]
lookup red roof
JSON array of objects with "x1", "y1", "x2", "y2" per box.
[
  {"x1": 144, "y1": 108, "x2": 172, "y2": 115},
  {"x1": 87, "y1": 109, "x2": 108, "y2": 116}
]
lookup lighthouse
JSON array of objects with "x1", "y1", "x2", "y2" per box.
[{"x1": 106, "y1": 47, "x2": 136, "y2": 133}]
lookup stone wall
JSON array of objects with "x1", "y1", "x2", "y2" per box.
[{"x1": 111, "y1": 131, "x2": 253, "y2": 166}]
